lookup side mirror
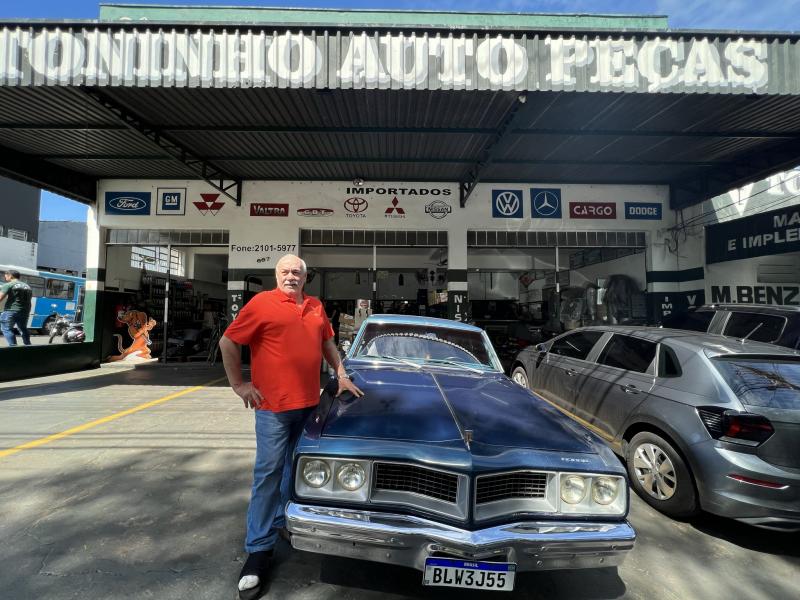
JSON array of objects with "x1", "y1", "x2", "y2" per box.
[
  {"x1": 340, "y1": 340, "x2": 352, "y2": 355},
  {"x1": 535, "y1": 343, "x2": 547, "y2": 354}
]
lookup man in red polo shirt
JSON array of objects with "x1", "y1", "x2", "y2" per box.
[{"x1": 219, "y1": 254, "x2": 362, "y2": 600}]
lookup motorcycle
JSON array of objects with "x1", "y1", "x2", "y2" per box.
[{"x1": 48, "y1": 314, "x2": 85, "y2": 344}]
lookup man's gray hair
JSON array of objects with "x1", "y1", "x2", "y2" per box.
[{"x1": 274, "y1": 254, "x2": 307, "y2": 275}]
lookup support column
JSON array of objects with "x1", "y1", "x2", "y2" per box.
[
  {"x1": 447, "y1": 228, "x2": 470, "y2": 322},
  {"x1": 84, "y1": 201, "x2": 106, "y2": 359}
]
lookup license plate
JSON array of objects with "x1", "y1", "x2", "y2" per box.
[{"x1": 423, "y1": 558, "x2": 516, "y2": 591}]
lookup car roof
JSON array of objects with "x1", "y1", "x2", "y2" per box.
[
  {"x1": 696, "y1": 304, "x2": 800, "y2": 314},
  {"x1": 362, "y1": 314, "x2": 484, "y2": 333},
  {"x1": 574, "y1": 325, "x2": 800, "y2": 357}
]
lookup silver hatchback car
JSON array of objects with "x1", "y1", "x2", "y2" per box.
[{"x1": 511, "y1": 326, "x2": 800, "y2": 531}]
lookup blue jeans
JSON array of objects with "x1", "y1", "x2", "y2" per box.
[
  {"x1": 1, "y1": 311, "x2": 31, "y2": 347},
  {"x1": 245, "y1": 406, "x2": 313, "y2": 553}
]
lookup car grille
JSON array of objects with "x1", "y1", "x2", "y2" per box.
[
  {"x1": 373, "y1": 462, "x2": 459, "y2": 503},
  {"x1": 476, "y1": 471, "x2": 548, "y2": 505}
]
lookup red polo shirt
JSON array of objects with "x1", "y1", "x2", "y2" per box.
[{"x1": 223, "y1": 288, "x2": 334, "y2": 412}]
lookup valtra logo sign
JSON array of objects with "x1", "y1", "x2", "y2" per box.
[
  {"x1": 344, "y1": 197, "x2": 368, "y2": 218},
  {"x1": 250, "y1": 203, "x2": 289, "y2": 217},
  {"x1": 193, "y1": 193, "x2": 225, "y2": 216},
  {"x1": 297, "y1": 208, "x2": 334, "y2": 217},
  {"x1": 569, "y1": 202, "x2": 616, "y2": 219}
]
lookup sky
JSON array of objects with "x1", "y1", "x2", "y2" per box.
[{"x1": 6, "y1": 0, "x2": 800, "y2": 221}]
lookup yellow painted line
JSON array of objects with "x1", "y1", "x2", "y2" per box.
[
  {"x1": 0, "y1": 376, "x2": 227, "y2": 460},
  {"x1": 533, "y1": 390, "x2": 615, "y2": 443}
]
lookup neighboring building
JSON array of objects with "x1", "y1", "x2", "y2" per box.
[
  {"x1": 0, "y1": 176, "x2": 40, "y2": 269},
  {"x1": 37, "y1": 221, "x2": 88, "y2": 277}
]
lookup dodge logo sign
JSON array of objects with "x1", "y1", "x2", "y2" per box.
[
  {"x1": 297, "y1": 208, "x2": 334, "y2": 217},
  {"x1": 250, "y1": 203, "x2": 289, "y2": 217},
  {"x1": 105, "y1": 192, "x2": 151, "y2": 215},
  {"x1": 492, "y1": 190, "x2": 523, "y2": 218},
  {"x1": 531, "y1": 188, "x2": 562, "y2": 219},
  {"x1": 625, "y1": 202, "x2": 662, "y2": 220},
  {"x1": 569, "y1": 202, "x2": 616, "y2": 219}
]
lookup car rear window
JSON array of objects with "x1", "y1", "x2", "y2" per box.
[
  {"x1": 713, "y1": 357, "x2": 800, "y2": 410},
  {"x1": 549, "y1": 331, "x2": 604, "y2": 360},
  {"x1": 723, "y1": 312, "x2": 786, "y2": 344},
  {"x1": 597, "y1": 335, "x2": 657, "y2": 373}
]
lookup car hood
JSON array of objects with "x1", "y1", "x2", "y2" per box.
[{"x1": 317, "y1": 366, "x2": 598, "y2": 455}]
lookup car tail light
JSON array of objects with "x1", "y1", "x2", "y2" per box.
[{"x1": 697, "y1": 407, "x2": 774, "y2": 446}]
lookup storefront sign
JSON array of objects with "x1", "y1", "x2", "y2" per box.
[
  {"x1": 345, "y1": 186, "x2": 451, "y2": 196},
  {"x1": 530, "y1": 188, "x2": 562, "y2": 219},
  {"x1": 706, "y1": 205, "x2": 800, "y2": 264},
  {"x1": 384, "y1": 197, "x2": 406, "y2": 218},
  {"x1": 710, "y1": 285, "x2": 799, "y2": 305},
  {"x1": 156, "y1": 188, "x2": 186, "y2": 215},
  {"x1": 193, "y1": 193, "x2": 224, "y2": 216},
  {"x1": 250, "y1": 203, "x2": 289, "y2": 217},
  {"x1": 492, "y1": 190, "x2": 523, "y2": 218},
  {"x1": 448, "y1": 291, "x2": 470, "y2": 322},
  {"x1": 625, "y1": 202, "x2": 661, "y2": 220},
  {"x1": 569, "y1": 202, "x2": 616, "y2": 219},
  {"x1": 105, "y1": 192, "x2": 151, "y2": 215},
  {"x1": 1, "y1": 29, "x2": 773, "y2": 94}
]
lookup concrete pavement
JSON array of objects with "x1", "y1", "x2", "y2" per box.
[{"x1": 0, "y1": 364, "x2": 797, "y2": 600}]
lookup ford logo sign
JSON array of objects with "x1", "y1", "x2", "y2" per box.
[{"x1": 110, "y1": 197, "x2": 147, "y2": 211}]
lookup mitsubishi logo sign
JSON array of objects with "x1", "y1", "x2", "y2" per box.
[
  {"x1": 492, "y1": 190, "x2": 523, "y2": 218},
  {"x1": 531, "y1": 188, "x2": 562, "y2": 219}
]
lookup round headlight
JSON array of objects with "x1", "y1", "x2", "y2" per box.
[
  {"x1": 561, "y1": 475, "x2": 587, "y2": 504},
  {"x1": 303, "y1": 460, "x2": 331, "y2": 488},
  {"x1": 592, "y1": 477, "x2": 619, "y2": 505},
  {"x1": 337, "y1": 463, "x2": 366, "y2": 491}
]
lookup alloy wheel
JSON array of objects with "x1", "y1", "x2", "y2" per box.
[
  {"x1": 632, "y1": 443, "x2": 677, "y2": 500},
  {"x1": 511, "y1": 368, "x2": 528, "y2": 387}
]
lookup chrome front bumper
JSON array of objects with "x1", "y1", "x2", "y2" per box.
[{"x1": 286, "y1": 503, "x2": 635, "y2": 572}]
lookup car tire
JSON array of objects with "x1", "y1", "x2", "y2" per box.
[
  {"x1": 511, "y1": 366, "x2": 529, "y2": 388},
  {"x1": 625, "y1": 431, "x2": 698, "y2": 519}
]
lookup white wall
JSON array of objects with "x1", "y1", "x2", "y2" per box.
[
  {"x1": 37, "y1": 221, "x2": 87, "y2": 274},
  {"x1": 0, "y1": 237, "x2": 37, "y2": 269}
]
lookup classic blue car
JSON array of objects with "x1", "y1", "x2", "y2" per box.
[{"x1": 286, "y1": 315, "x2": 635, "y2": 592}]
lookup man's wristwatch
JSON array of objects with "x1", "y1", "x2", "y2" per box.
[{"x1": 336, "y1": 373, "x2": 350, "y2": 380}]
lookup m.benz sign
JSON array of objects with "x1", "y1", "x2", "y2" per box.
[{"x1": 0, "y1": 27, "x2": 782, "y2": 93}]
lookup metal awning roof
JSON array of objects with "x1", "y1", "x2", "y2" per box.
[{"x1": 0, "y1": 21, "x2": 799, "y2": 210}]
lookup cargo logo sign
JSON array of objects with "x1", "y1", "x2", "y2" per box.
[
  {"x1": 569, "y1": 202, "x2": 616, "y2": 219},
  {"x1": 250, "y1": 203, "x2": 289, "y2": 217},
  {"x1": 344, "y1": 197, "x2": 368, "y2": 218},
  {"x1": 711, "y1": 285, "x2": 799, "y2": 306},
  {"x1": 425, "y1": 200, "x2": 452, "y2": 219},
  {"x1": 156, "y1": 187, "x2": 186, "y2": 215},
  {"x1": 625, "y1": 202, "x2": 662, "y2": 220},
  {"x1": 530, "y1": 188, "x2": 562, "y2": 219},
  {"x1": 193, "y1": 193, "x2": 224, "y2": 216},
  {"x1": 492, "y1": 190, "x2": 523, "y2": 218},
  {"x1": 297, "y1": 208, "x2": 334, "y2": 217},
  {"x1": 105, "y1": 192, "x2": 151, "y2": 215}
]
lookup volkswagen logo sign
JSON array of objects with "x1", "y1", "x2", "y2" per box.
[
  {"x1": 531, "y1": 189, "x2": 562, "y2": 218},
  {"x1": 344, "y1": 197, "x2": 368, "y2": 213},
  {"x1": 492, "y1": 190, "x2": 522, "y2": 218}
]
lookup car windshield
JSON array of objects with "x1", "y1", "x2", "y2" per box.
[
  {"x1": 713, "y1": 357, "x2": 800, "y2": 410},
  {"x1": 352, "y1": 322, "x2": 498, "y2": 370}
]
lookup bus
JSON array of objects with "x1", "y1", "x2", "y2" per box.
[{"x1": 0, "y1": 265, "x2": 85, "y2": 333}]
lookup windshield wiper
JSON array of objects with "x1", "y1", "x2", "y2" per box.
[
  {"x1": 424, "y1": 358, "x2": 484, "y2": 373},
  {"x1": 373, "y1": 354, "x2": 423, "y2": 369}
]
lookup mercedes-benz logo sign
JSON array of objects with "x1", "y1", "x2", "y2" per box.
[
  {"x1": 533, "y1": 190, "x2": 559, "y2": 216},
  {"x1": 344, "y1": 197, "x2": 368, "y2": 213},
  {"x1": 495, "y1": 191, "x2": 520, "y2": 216}
]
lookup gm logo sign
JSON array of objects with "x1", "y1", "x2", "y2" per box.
[
  {"x1": 530, "y1": 188, "x2": 562, "y2": 219},
  {"x1": 492, "y1": 190, "x2": 523, "y2": 218},
  {"x1": 157, "y1": 187, "x2": 186, "y2": 215},
  {"x1": 625, "y1": 202, "x2": 662, "y2": 220}
]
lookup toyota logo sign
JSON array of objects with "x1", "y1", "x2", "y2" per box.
[{"x1": 344, "y1": 197, "x2": 368, "y2": 218}]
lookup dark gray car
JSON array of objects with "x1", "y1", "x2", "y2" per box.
[{"x1": 511, "y1": 327, "x2": 800, "y2": 531}]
